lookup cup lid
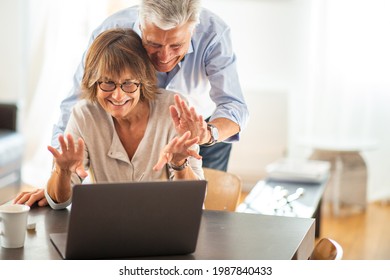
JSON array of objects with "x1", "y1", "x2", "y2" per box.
[{"x1": 0, "y1": 204, "x2": 30, "y2": 213}]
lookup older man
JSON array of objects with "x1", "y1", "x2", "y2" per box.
[{"x1": 53, "y1": 0, "x2": 249, "y2": 171}]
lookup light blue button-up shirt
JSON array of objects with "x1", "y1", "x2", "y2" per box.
[{"x1": 52, "y1": 6, "x2": 249, "y2": 147}]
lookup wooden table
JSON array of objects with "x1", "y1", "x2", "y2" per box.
[{"x1": 0, "y1": 206, "x2": 315, "y2": 260}]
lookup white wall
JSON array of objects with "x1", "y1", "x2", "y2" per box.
[
  {"x1": 228, "y1": 90, "x2": 288, "y2": 190},
  {"x1": 203, "y1": 0, "x2": 311, "y2": 190},
  {"x1": 204, "y1": 0, "x2": 310, "y2": 90},
  {"x1": 0, "y1": 0, "x2": 26, "y2": 104}
]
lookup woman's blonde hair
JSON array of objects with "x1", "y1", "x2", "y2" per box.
[{"x1": 81, "y1": 28, "x2": 157, "y2": 102}]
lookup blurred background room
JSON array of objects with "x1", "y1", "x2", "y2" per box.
[{"x1": 1, "y1": 0, "x2": 389, "y2": 259}]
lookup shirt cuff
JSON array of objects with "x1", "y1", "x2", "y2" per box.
[
  {"x1": 44, "y1": 188, "x2": 72, "y2": 210},
  {"x1": 223, "y1": 132, "x2": 240, "y2": 143}
]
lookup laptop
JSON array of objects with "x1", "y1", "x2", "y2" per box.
[{"x1": 49, "y1": 180, "x2": 207, "y2": 259}]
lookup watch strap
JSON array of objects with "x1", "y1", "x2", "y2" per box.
[{"x1": 202, "y1": 123, "x2": 218, "y2": 147}]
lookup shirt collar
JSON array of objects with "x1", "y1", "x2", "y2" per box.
[{"x1": 134, "y1": 17, "x2": 142, "y2": 37}]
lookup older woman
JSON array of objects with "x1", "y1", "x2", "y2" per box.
[{"x1": 15, "y1": 28, "x2": 205, "y2": 209}]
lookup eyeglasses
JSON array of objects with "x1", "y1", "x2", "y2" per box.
[{"x1": 97, "y1": 81, "x2": 141, "y2": 94}]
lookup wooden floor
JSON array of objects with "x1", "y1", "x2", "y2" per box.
[{"x1": 319, "y1": 201, "x2": 390, "y2": 260}]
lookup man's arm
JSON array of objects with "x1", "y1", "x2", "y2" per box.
[
  {"x1": 204, "y1": 21, "x2": 249, "y2": 143},
  {"x1": 207, "y1": 117, "x2": 240, "y2": 144},
  {"x1": 51, "y1": 70, "x2": 83, "y2": 148}
]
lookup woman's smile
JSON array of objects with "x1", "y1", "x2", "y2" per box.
[{"x1": 107, "y1": 98, "x2": 132, "y2": 107}]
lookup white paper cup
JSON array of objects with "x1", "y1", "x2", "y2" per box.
[{"x1": 0, "y1": 204, "x2": 30, "y2": 248}]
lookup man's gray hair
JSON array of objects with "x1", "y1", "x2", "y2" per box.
[{"x1": 140, "y1": 0, "x2": 201, "y2": 30}]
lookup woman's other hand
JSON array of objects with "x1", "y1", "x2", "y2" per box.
[
  {"x1": 13, "y1": 188, "x2": 48, "y2": 207},
  {"x1": 153, "y1": 131, "x2": 201, "y2": 171}
]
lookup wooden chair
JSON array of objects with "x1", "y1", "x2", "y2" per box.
[
  {"x1": 203, "y1": 167, "x2": 242, "y2": 212},
  {"x1": 309, "y1": 238, "x2": 343, "y2": 260}
]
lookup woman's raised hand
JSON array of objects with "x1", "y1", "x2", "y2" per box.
[{"x1": 47, "y1": 134, "x2": 88, "y2": 178}]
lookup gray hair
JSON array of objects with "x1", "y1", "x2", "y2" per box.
[{"x1": 139, "y1": 0, "x2": 201, "y2": 30}]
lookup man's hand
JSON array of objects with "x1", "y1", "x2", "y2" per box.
[{"x1": 170, "y1": 94, "x2": 210, "y2": 144}]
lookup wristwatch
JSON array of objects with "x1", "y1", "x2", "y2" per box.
[{"x1": 203, "y1": 123, "x2": 219, "y2": 146}]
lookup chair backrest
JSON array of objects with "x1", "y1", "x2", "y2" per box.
[
  {"x1": 309, "y1": 238, "x2": 343, "y2": 260},
  {"x1": 203, "y1": 167, "x2": 242, "y2": 212}
]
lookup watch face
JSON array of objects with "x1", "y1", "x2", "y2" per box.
[
  {"x1": 204, "y1": 124, "x2": 219, "y2": 146},
  {"x1": 208, "y1": 124, "x2": 219, "y2": 142},
  {"x1": 211, "y1": 126, "x2": 219, "y2": 141}
]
